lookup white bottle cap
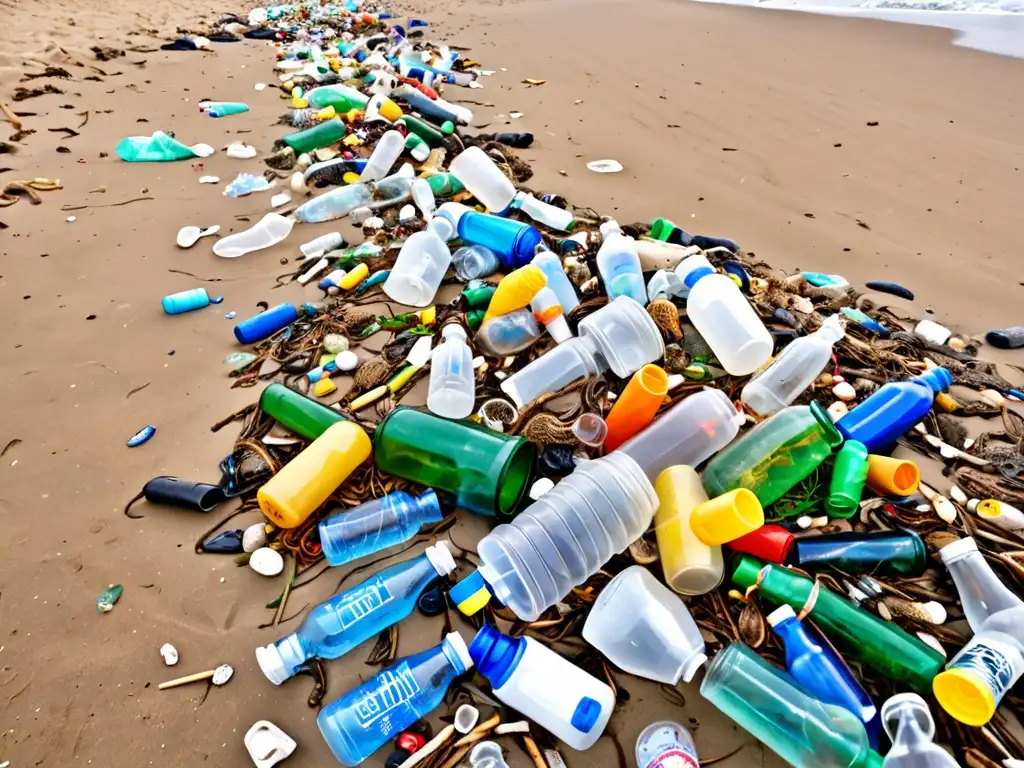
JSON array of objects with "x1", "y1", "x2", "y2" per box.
[
  {"x1": 544, "y1": 314, "x2": 572, "y2": 344},
  {"x1": 938, "y1": 536, "x2": 978, "y2": 565},
  {"x1": 442, "y1": 324, "x2": 467, "y2": 341},
  {"x1": 444, "y1": 631, "x2": 475, "y2": 671},
  {"x1": 255, "y1": 644, "x2": 289, "y2": 685},
  {"x1": 426, "y1": 541, "x2": 457, "y2": 576},
  {"x1": 766, "y1": 604, "x2": 797, "y2": 627},
  {"x1": 428, "y1": 214, "x2": 454, "y2": 241},
  {"x1": 599, "y1": 219, "x2": 621, "y2": 238}
]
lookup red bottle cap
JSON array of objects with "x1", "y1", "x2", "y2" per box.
[
  {"x1": 726, "y1": 524, "x2": 794, "y2": 564},
  {"x1": 397, "y1": 732, "x2": 427, "y2": 753}
]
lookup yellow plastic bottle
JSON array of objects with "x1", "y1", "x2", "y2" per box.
[
  {"x1": 482, "y1": 265, "x2": 546, "y2": 325},
  {"x1": 654, "y1": 466, "x2": 724, "y2": 596},
  {"x1": 338, "y1": 262, "x2": 369, "y2": 291},
  {"x1": 257, "y1": 421, "x2": 372, "y2": 528},
  {"x1": 690, "y1": 488, "x2": 765, "y2": 546}
]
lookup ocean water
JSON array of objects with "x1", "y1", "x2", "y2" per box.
[{"x1": 693, "y1": 0, "x2": 1024, "y2": 57}]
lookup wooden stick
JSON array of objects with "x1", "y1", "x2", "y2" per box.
[
  {"x1": 158, "y1": 669, "x2": 216, "y2": 690},
  {"x1": 398, "y1": 724, "x2": 455, "y2": 768},
  {"x1": 454, "y1": 713, "x2": 500, "y2": 747},
  {"x1": 521, "y1": 735, "x2": 548, "y2": 768}
]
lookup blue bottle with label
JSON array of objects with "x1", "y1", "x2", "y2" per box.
[
  {"x1": 768, "y1": 604, "x2": 881, "y2": 748},
  {"x1": 319, "y1": 490, "x2": 444, "y2": 567},
  {"x1": 836, "y1": 368, "x2": 952, "y2": 452},
  {"x1": 318, "y1": 632, "x2": 474, "y2": 766},
  {"x1": 255, "y1": 542, "x2": 456, "y2": 685}
]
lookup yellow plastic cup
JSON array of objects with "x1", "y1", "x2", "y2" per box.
[
  {"x1": 339, "y1": 262, "x2": 369, "y2": 291},
  {"x1": 933, "y1": 667, "x2": 996, "y2": 727},
  {"x1": 690, "y1": 488, "x2": 764, "y2": 546},
  {"x1": 865, "y1": 455, "x2": 920, "y2": 497},
  {"x1": 654, "y1": 466, "x2": 724, "y2": 596},
  {"x1": 257, "y1": 421, "x2": 372, "y2": 528},
  {"x1": 482, "y1": 264, "x2": 546, "y2": 325}
]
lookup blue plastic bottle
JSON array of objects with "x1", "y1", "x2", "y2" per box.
[
  {"x1": 255, "y1": 542, "x2": 456, "y2": 684},
  {"x1": 162, "y1": 287, "x2": 210, "y2": 315},
  {"x1": 317, "y1": 632, "x2": 474, "y2": 766},
  {"x1": 234, "y1": 303, "x2": 300, "y2": 344},
  {"x1": 767, "y1": 604, "x2": 881, "y2": 748},
  {"x1": 457, "y1": 211, "x2": 543, "y2": 269},
  {"x1": 836, "y1": 368, "x2": 952, "y2": 452},
  {"x1": 319, "y1": 490, "x2": 444, "y2": 567}
]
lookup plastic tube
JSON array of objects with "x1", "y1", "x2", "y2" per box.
[
  {"x1": 690, "y1": 489, "x2": 765, "y2": 546},
  {"x1": 259, "y1": 383, "x2": 348, "y2": 439},
  {"x1": 604, "y1": 365, "x2": 669, "y2": 451},
  {"x1": 654, "y1": 466, "x2": 723, "y2": 595},
  {"x1": 865, "y1": 455, "x2": 920, "y2": 497},
  {"x1": 162, "y1": 288, "x2": 210, "y2": 315}
]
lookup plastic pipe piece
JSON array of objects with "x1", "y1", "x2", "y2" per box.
[
  {"x1": 162, "y1": 287, "x2": 210, "y2": 315},
  {"x1": 827, "y1": 440, "x2": 870, "y2": 517},
  {"x1": 259, "y1": 383, "x2": 348, "y2": 439},
  {"x1": 690, "y1": 489, "x2": 765, "y2": 546},
  {"x1": 604, "y1": 365, "x2": 669, "y2": 451},
  {"x1": 481, "y1": 265, "x2": 546, "y2": 325},
  {"x1": 865, "y1": 455, "x2": 920, "y2": 497}
]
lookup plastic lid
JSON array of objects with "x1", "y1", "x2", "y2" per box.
[
  {"x1": 255, "y1": 643, "x2": 290, "y2": 685},
  {"x1": 918, "y1": 367, "x2": 953, "y2": 392},
  {"x1": 469, "y1": 625, "x2": 525, "y2": 688},
  {"x1": 599, "y1": 219, "x2": 622, "y2": 238},
  {"x1": 939, "y1": 536, "x2": 978, "y2": 565},
  {"x1": 766, "y1": 604, "x2": 796, "y2": 627},
  {"x1": 426, "y1": 541, "x2": 457, "y2": 576},
  {"x1": 450, "y1": 570, "x2": 492, "y2": 615},
  {"x1": 932, "y1": 668, "x2": 995, "y2": 726},
  {"x1": 570, "y1": 697, "x2": 602, "y2": 734},
  {"x1": 649, "y1": 217, "x2": 676, "y2": 242},
  {"x1": 444, "y1": 631, "x2": 475, "y2": 673},
  {"x1": 966, "y1": 498, "x2": 982, "y2": 514},
  {"x1": 428, "y1": 215, "x2": 454, "y2": 241}
]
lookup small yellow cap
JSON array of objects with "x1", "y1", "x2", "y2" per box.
[
  {"x1": 342, "y1": 171, "x2": 361, "y2": 185},
  {"x1": 419, "y1": 306, "x2": 437, "y2": 325},
  {"x1": 342, "y1": 134, "x2": 363, "y2": 147},
  {"x1": 313, "y1": 378, "x2": 338, "y2": 398},
  {"x1": 292, "y1": 97, "x2": 309, "y2": 109},
  {"x1": 933, "y1": 668, "x2": 996, "y2": 726},
  {"x1": 456, "y1": 588, "x2": 491, "y2": 615}
]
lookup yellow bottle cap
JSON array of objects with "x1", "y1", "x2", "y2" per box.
[
  {"x1": 342, "y1": 134, "x2": 363, "y2": 147},
  {"x1": 418, "y1": 306, "x2": 437, "y2": 325},
  {"x1": 342, "y1": 171, "x2": 361, "y2": 184},
  {"x1": 292, "y1": 97, "x2": 309, "y2": 109},
  {"x1": 933, "y1": 668, "x2": 996, "y2": 726},
  {"x1": 450, "y1": 571, "x2": 491, "y2": 615},
  {"x1": 316, "y1": 106, "x2": 336, "y2": 121}
]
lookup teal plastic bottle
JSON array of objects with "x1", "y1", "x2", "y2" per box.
[
  {"x1": 255, "y1": 542, "x2": 456, "y2": 685},
  {"x1": 318, "y1": 632, "x2": 474, "y2": 766}
]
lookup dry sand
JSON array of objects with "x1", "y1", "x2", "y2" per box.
[{"x1": 2, "y1": 0, "x2": 1024, "y2": 765}]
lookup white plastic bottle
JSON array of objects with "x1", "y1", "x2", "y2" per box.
[
  {"x1": 741, "y1": 315, "x2": 846, "y2": 416},
  {"x1": 676, "y1": 253, "x2": 773, "y2": 376},
  {"x1": 383, "y1": 216, "x2": 454, "y2": 306},
  {"x1": 359, "y1": 130, "x2": 405, "y2": 182},
  {"x1": 469, "y1": 626, "x2": 615, "y2": 750},
  {"x1": 514, "y1": 192, "x2": 575, "y2": 232},
  {"x1": 428, "y1": 325, "x2": 475, "y2": 419},
  {"x1": 596, "y1": 220, "x2": 647, "y2": 305}
]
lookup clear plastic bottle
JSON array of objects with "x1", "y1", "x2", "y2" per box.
[
  {"x1": 583, "y1": 565, "x2": 707, "y2": 684},
  {"x1": 596, "y1": 220, "x2": 647, "y2": 305},
  {"x1": 453, "y1": 245, "x2": 501, "y2": 281},
  {"x1": 742, "y1": 315, "x2": 846, "y2": 416},
  {"x1": 476, "y1": 451, "x2": 658, "y2": 621},
  {"x1": 676, "y1": 253, "x2": 773, "y2": 376},
  {"x1": 317, "y1": 632, "x2": 473, "y2": 766},
  {"x1": 881, "y1": 694, "x2": 960, "y2": 768},
  {"x1": 383, "y1": 216, "x2": 454, "y2": 306},
  {"x1": 359, "y1": 130, "x2": 405, "y2": 182},
  {"x1": 295, "y1": 174, "x2": 413, "y2": 223},
  {"x1": 532, "y1": 246, "x2": 580, "y2": 313},
  {"x1": 256, "y1": 542, "x2": 456, "y2": 684},
  {"x1": 475, "y1": 310, "x2": 542, "y2": 356},
  {"x1": 514, "y1": 192, "x2": 575, "y2": 231},
  {"x1": 428, "y1": 325, "x2": 476, "y2": 419},
  {"x1": 318, "y1": 490, "x2": 443, "y2": 567}
]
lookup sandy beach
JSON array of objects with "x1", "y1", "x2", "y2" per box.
[{"x1": 2, "y1": 0, "x2": 1024, "y2": 765}]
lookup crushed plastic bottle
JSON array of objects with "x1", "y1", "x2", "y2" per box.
[
  {"x1": 224, "y1": 173, "x2": 274, "y2": 198},
  {"x1": 383, "y1": 217, "x2": 454, "y2": 306},
  {"x1": 116, "y1": 131, "x2": 213, "y2": 162}
]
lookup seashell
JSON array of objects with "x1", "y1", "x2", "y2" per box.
[
  {"x1": 323, "y1": 333, "x2": 349, "y2": 354},
  {"x1": 243, "y1": 523, "x2": 268, "y2": 553},
  {"x1": 580, "y1": 276, "x2": 599, "y2": 295},
  {"x1": 880, "y1": 596, "x2": 947, "y2": 625},
  {"x1": 833, "y1": 382, "x2": 857, "y2": 401},
  {"x1": 646, "y1": 299, "x2": 683, "y2": 342},
  {"x1": 915, "y1": 632, "x2": 947, "y2": 658},
  {"x1": 250, "y1": 547, "x2": 285, "y2": 577},
  {"x1": 949, "y1": 485, "x2": 968, "y2": 505},
  {"x1": 522, "y1": 413, "x2": 577, "y2": 445},
  {"x1": 363, "y1": 216, "x2": 384, "y2": 231},
  {"x1": 662, "y1": 343, "x2": 691, "y2": 375},
  {"x1": 817, "y1": 372, "x2": 834, "y2": 387},
  {"x1": 160, "y1": 643, "x2": 179, "y2": 666},
  {"x1": 628, "y1": 536, "x2": 659, "y2": 565},
  {"x1": 335, "y1": 350, "x2": 359, "y2": 372},
  {"x1": 564, "y1": 257, "x2": 591, "y2": 287}
]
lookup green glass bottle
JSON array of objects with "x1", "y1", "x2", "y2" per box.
[
  {"x1": 732, "y1": 556, "x2": 944, "y2": 693},
  {"x1": 282, "y1": 118, "x2": 347, "y2": 155},
  {"x1": 827, "y1": 440, "x2": 870, "y2": 517},
  {"x1": 260, "y1": 383, "x2": 347, "y2": 440},
  {"x1": 703, "y1": 402, "x2": 843, "y2": 507},
  {"x1": 373, "y1": 406, "x2": 535, "y2": 517}
]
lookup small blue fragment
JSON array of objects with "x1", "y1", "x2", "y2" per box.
[
  {"x1": 211, "y1": 296, "x2": 225, "y2": 304},
  {"x1": 127, "y1": 425, "x2": 156, "y2": 447}
]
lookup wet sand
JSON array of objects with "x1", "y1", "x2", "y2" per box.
[{"x1": 2, "y1": 0, "x2": 1024, "y2": 765}]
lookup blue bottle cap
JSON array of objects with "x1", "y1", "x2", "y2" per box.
[
  {"x1": 468, "y1": 625, "x2": 524, "y2": 689},
  {"x1": 570, "y1": 697, "x2": 603, "y2": 734},
  {"x1": 449, "y1": 570, "x2": 491, "y2": 615}
]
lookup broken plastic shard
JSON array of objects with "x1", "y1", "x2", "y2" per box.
[
  {"x1": 212, "y1": 664, "x2": 234, "y2": 685},
  {"x1": 224, "y1": 352, "x2": 258, "y2": 371},
  {"x1": 226, "y1": 141, "x2": 258, "y2": 159},
  {"x1": 224, "y1": 173, "x2": 274, "y2": 198},
  {"x1": 97, "y1": 584, "x2": 123, "y2": 613},
  {"x1": 454, "y1": 704, "x2": 480, "y2": 734},
  {"x1": 245, "y1": 720, "x2": 297, "y2": 768},
  {"x1": 587, "y1": 159, "x2": 623, "y2": 173},
  {"x1": 160, "y1": 642, "x2": 179, "y2": 666},
  {"x1": 176, "y1": 224, "x2": 220, "y2": 248},
  {"x1": 213, "y1": 213, "x2": 294, "y2": 259},
  {"x1": 127, "y1": 425, "x2": 156, "y2": 447}
]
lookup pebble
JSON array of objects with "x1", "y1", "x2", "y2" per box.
[
  {"x1": 335, "y1": 350, "x2": 359, "y2": 372},
  {"x1": 827, "y1": 401, "x2": 849, "y2": 421},
  {"x1": 323, "y1": 333, "x2": 349, "y2": 354},
  {"x1": 833, "y1": 382, "x2": 857, "y2": 401},
  {"x1": 249, "y1": 547, "x2": 285, "y2": 577},
  {"x1": 242, "y1": 523, "x2": 268, "y2": 553},
  {"x1": 160, "y1": 642, "x2": 179, "y2": 666}
]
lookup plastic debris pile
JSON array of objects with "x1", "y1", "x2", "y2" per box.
[{"x1": 134, "y1": 2, "x2": 1024, "y2": 767}]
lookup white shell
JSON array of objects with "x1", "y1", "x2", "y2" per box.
[
  {"x1": 454, "y1": 704, "x2": 479, "y2": 734},
  {"x1": 833, "y1": 382, "x2": 857, "y2": 401},
  {"x1": 363, "y1": 216, "x2": 384, "y2": 230},
  {"x1": 199, "y1": 175, "x2": 220, "y2": 184},
  {"x1": 949, "y1": 485, "x2": 968, "y2": 504},
  {"x1": 323, "y1": 333, "x2": 349, "y2": 354},
  {"x1": 827, "y1": 401, "x2": 849, "y2": 421},
  {"x1": 335, "y1": 350, "x2": 359, "y2": 372},
  {"x1": 530, "y1": 478, "x2": 555, "y2": 500},
  {"x1": 249, "y1": 547, "x2": 285, "y2": 577},
  {"x1": 289, "y1": 171, "x2": 307, "y2": 194},
  {"x1": 399, "y1": 204, "x2": 417, "y2": 223},
  {"x1": 212, "y1": 664, "x2": 235, "y2": 685},
  {"x1": 245, "y1": 721, "x2": 297, "y2": 768},
  {"x1": 243, "y1": 523, "x2": 268, "y2": 553},
  {"x1": 160, "y1": 643, "x2": 179, "y2": 666}
]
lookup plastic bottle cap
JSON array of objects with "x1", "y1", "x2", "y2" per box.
[
  {"x1": 442, "y1": 324, "x2": 467, "y2": 341},
  {"x1": 445, "y1": 631, "x2": 475, "y2": 672},
  {"x1": 255, "y1": 643, "x2": 289, "y2": 685},
  {"x1": 766, "y1": 604, "x2": 796, "y2": 627},
  {"x1": 933, "y1": 667, "x2": 996, "y2": 726},
  {"x1": 598, "y1": 220, "x2": 621, "y2": 238},
  {"x1": 938, "y1": 536, "x2": 978, "y2": 565},
  {"x1": 426, "y1": 541, "x2": 457, "y2": 576},
  {"x1": 966, "y1": 499, "x2": 981, "y2": 514},
  {"x1": 450, "y1": 570, "x2": 491, "y2": 615}
]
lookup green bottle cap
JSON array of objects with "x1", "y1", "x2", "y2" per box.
[
  {"x1": 650, "y1": 217, "x2": 676, "y2": 242},
  {"x1": 441, "y1": 120, "x2": 455, "y2": 135}
]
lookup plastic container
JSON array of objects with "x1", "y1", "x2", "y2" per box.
[
  {"x1": 676, "y1": 253, "x2": 773, "y2": 375},
  {"x1": 742, "y1": 315, "x2": 845, "y2": 416},
  {"x1": 234, "y1": 303, "x2": 300, "y2": 345},
  {"x1": 572, "y1": 414, "x2": 608, "y2": 448},
  {"x1": 453, "y1": 245, "x2": 500, "y2": 281},
  {"x1": 318, "y1": 490, "x2": 444, "y2": 566},
  {"x1": 482, "y1": 264, "x2": 547, "y2": 325},
  {"x1": 428, "y1": 325, "x2": 476, "y2": 419},
  {"x1": 618, "y1": 388, "x2": 742, "y2": 483},
  {"x1": 596, "y1": 220, "x2": 647, "y2": 305},
  {"x1": 204, "y1": 101, "x2": 249, "y2": 117},
  {"x1": 476, "y1": 310, "x2": 542, "y2": 356},
  {"x1": 382, "y1": 217, "x2": 454, "y2": 307},
  {"x1": 282, "y1": 118, "x2": 347, "y2": 154},
  {"x1": 703, "y1": 403, "x2": 843, "y2": 507},
  {"x1": 162, "y1": 287, "x2": 210, "y2": 315},
  {"x1": 836, "y1": 368, "x2": 953, "y2": 452},
  {"x1": 256, "y1": 543, "x2": 455, "y2": 683},
  {"x1": 257, "y1": 422, "x2": 372, "y2": 529},
  {"x1": 373, "y1": 407, "x2": 535, "y2": 517},
  {"x1": 603, "y1": 365, "x2": 669, "y2": 451},
  {"x1": 449, "y1": 146, "x2": 517, "y2": 212},
  {"x1": 470, "y1": 626, "x2": 614, "y2": 750},
  {"x1": 300, "y1": 232, "x2": 345, "y2": 258},
  {"x1": 260, "y1": 383, "x2": 348, "y2": 439},
  {"x1": 791, "y1": 530, "x2": 927, "y2": 577},
  {"x1": 530, "y1": 287, "x2": 572, "y2": 343},
  {"x1": 866, "y1": 456, "x2": 920, "y2": 497},
  {"x1": 515, "y1": 192, "x2": 574, "y2": 231},
  {"x1": 583, "y1": 566, "x2": 707, "y2": 684},
  {"x1": 214, "y1": 213, "x2": 295, "y2": 258},
  {"x1": 458, "y1": 212, "x2": 543, "y2": 270},
  {"x1": 532, "y1": 247, "x2": 580, "y2": 314},
  {"x1": 828, "y1": 440, "x2": 871, "y2": 517},
  {"x1": 653, "y1": 466, "x2": 723, "y2": 595},
  {"x1": 476, "y1": 451, "x2": 658, "y2": 620},
  {"x1": 690, "y1": 489, "x2": 764, "y2": 546},
  {"x1": 880, "y1": 694, "x2": 960, "y2": 768},
  {"x1": 500, "y1": 297, "x2": 664, "y2": 409},
  {"x1": 307, "y1": 83, "x2": 369, "y2": 111},
  {"x1": 359, "y1": 130, "x2": 405, "y2": 181},
  {"x1": 726, "y1": 524, "x2": 794, "y2": 564},
  {"x1": 701, "y1": 643, "x2": 883, "y2": 768},
  {"x1": 317, "y1": 633, "x2": 473, "y2": 766},
  {"x1": 768, "y1": 604, "x2": 881, "y2": 747},
  {"x1": 732, "y1": 556, "x2": 945, "y2": 692},
  {"x1": 967, "y1": 498, "x2": 1024, "y2": 534},
  {"x1": 636, "y1": 722, "x2": 699, "y2": 768}
]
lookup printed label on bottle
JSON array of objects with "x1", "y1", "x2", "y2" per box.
[
  {"x1": 352, "y1": 662, "x2": 421, "y2": 731},
  {"x1": 337, "y1": 575, "x2": 394, "y2": 630},
  {"x1": 647, "y1": 749, "x2": 699, "y2": 768},
  {"x1": 947, "y1": 634, "x2": 1023, "y2": 703}
]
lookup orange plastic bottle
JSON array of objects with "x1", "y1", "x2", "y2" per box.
[
  {"x1": 257, "y1": 422, "x2": 372, "y2": 528},
  {"x1": 603, "y1": 364, "x2": 669, "y2": 451}
]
